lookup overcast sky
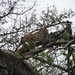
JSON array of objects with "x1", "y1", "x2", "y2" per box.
[
  {"x1": 35, "y1": 0, "x2": 75, "y2": 31},
  {"x1": 37, "y1": 0, "x2": 75, "y2": 10}
]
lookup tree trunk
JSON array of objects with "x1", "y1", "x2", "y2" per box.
[{"x1": 0, "y1": 49, "x2": 37, "y2": 75}]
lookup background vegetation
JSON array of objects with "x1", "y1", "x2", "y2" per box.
[{"x1": 0, "y1": 0, "x2": 75, "y2": 75}]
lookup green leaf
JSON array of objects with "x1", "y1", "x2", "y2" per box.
[
  {"x1": 46, "y1": 54, "x2": 53, "y2": 62},
  {"x1": 61, "y1": 51, "x2": 68, "y2": 57},
  {"x1": 39, "y1": 52, "x2": 46, "y2": 57},
  {"x1": 39, "y1": 52, "x2": 53, "y2": 62},
  {"x1": 15, "y1": 52, "x2": 23, "y2": 58}
]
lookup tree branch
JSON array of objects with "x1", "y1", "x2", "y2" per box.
[
  {"x1": 0, "y1": 1, "x2": 18, "y2": 18},
  {"x1": 32, "y1": 56, "x2": 68, "y2": 72}
]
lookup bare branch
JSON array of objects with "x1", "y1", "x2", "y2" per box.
[
  {"x1": 11, "y1": 1, "x2": 36, "y2": 15},
  {"x1": 64, "y1": 39, "x2": 75, "y2": 48},
  {"x1": 30, "y1": 20, "x2": 72, "y2": 33},
  {"x1": 0, "y1": 1, "x2": 18, "y2": 18}
]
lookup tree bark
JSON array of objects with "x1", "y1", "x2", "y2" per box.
[{"x1": 0, "y1": 49, "x2": 37, "y2": 75}]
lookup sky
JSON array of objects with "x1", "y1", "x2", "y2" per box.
[
  {"x1": 36, "y1": 0, "x2": 75, "y2": 11},
  {"x1": 35, "y1": 0, "x2": 75, "y2": 32}
]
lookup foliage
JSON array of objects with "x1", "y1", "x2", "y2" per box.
[{"x1": 0, "y1": 0, "x2": 75, "y2": 75}]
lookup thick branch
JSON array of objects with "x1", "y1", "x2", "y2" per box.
[
  {"x1": 67, "y1": 45, "x2": 71, "y2": 75},
  {"x1": 32, "y1": 56, "x2": 68, "y2": 72}
]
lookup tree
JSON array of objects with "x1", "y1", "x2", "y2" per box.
[{"x1": 0, "y1": 0, "x2": 75, "y2": 75}]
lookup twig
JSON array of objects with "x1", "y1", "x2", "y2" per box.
[
  {"x1": 64, "y1": 39, "x2": 75, "y2": 48},
  {"x1": 30, "y1": 21, "x2": 69, "y2": 33},
  {"x1": 11, "y1": 1, "x2": 36, "y2": 15},
  {"x1": 0, "y1": 1, "x2": 18, "y2": 18},
  {"x1": 32, "y1": 56, "x2": 68, "y2": 72}
]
